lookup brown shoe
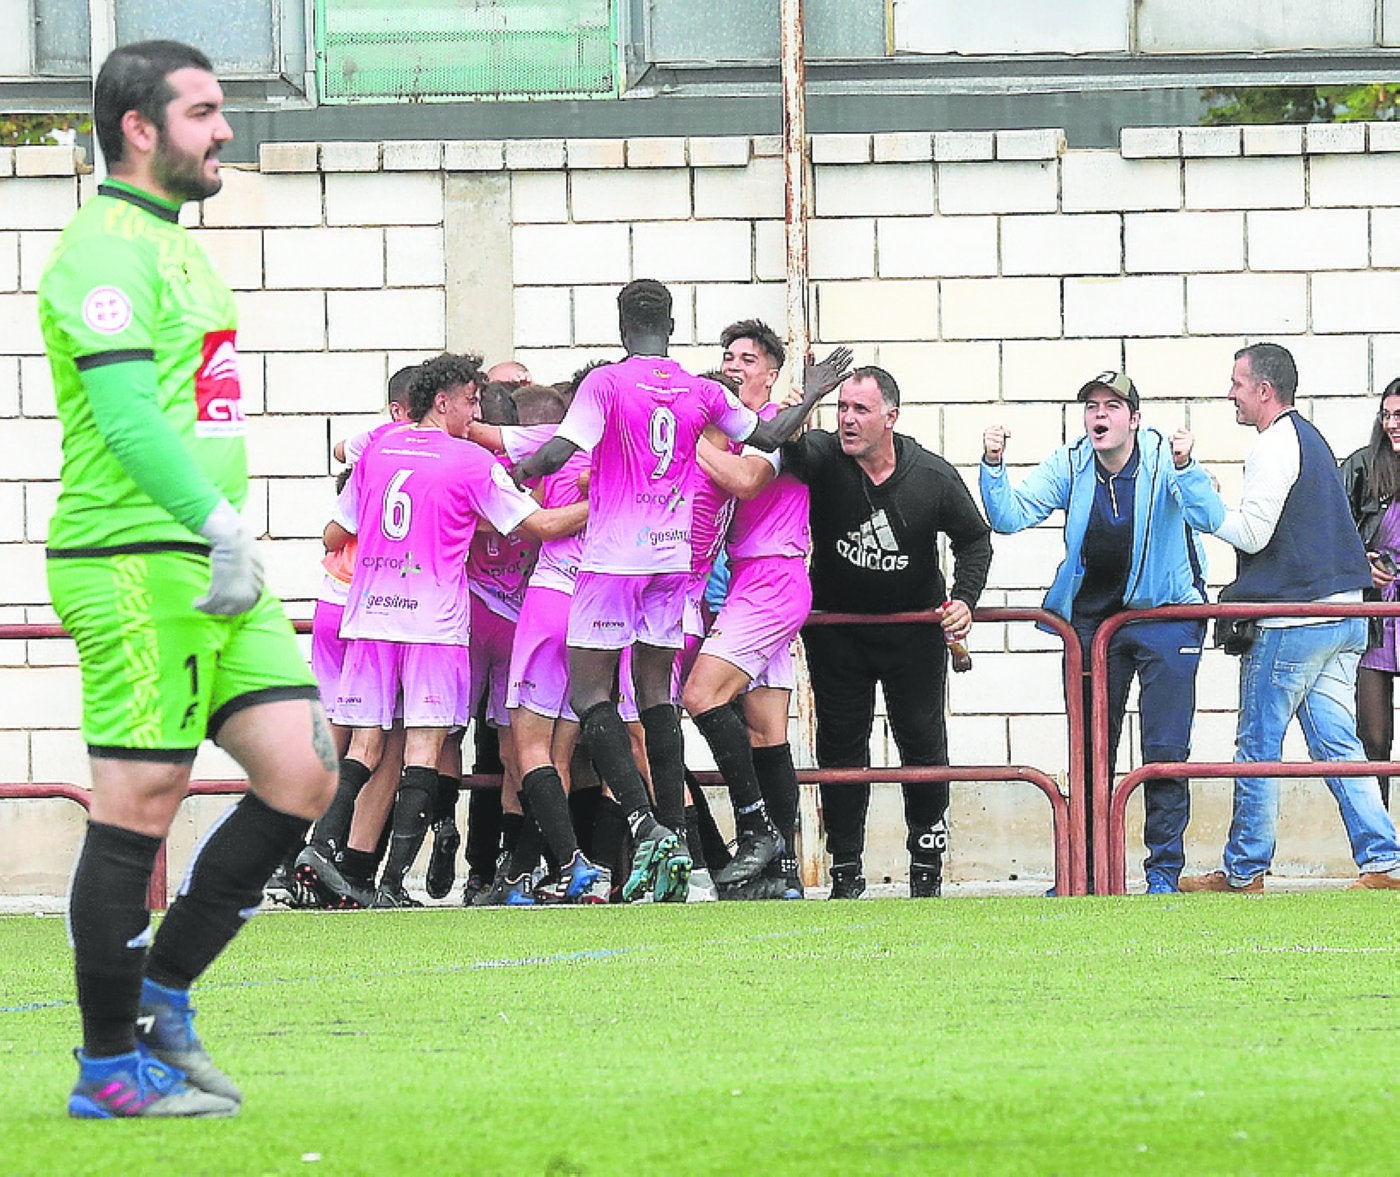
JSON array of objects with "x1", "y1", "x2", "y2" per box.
[
  {"x1": 1349, "y1": 870, "x2": 1400, "y2": 890},
  {"x1": 1179, "y1": 870, "x2": 1264, "y2": 893}
]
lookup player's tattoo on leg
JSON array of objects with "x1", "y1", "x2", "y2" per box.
[{"x1": 310, "y1": 704, "x2": 338, "y2": 772}]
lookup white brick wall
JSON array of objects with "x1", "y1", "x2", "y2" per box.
[
  {"x1": 942, "y1": 278, "x2": 1060, "y2": 339},
  {"x1": 10, "y1": 128, "x2": 1400, "y2": 889},
  {"x1": 264, "y1": 228, "x2": 385, "y2": 289},
  {"x1": 1064, "y1": 276, "x2": 1184, "y2": 337},
  {"x1": 1124, "y1": 211, "x2": 1243, "y2": 273},
  {"x1": 1000, "y1": 214, "x2": 1121, "y2": 276},
  {"x1": 1246, "y1": 209, "x2": 1369, "y2": 271},
  {"x1": 938, "y1": 161, "x2": 1057, "y2": 214},
  {"x1": 1185, "y1": 273, "x2": 1308, "y2": 335},
  {"x1": 1185, "y1": 158, "x2": 1305, "y2": 210},
  {"x1": 876, "y1": 216, "x2": 998, "y2": 278}
]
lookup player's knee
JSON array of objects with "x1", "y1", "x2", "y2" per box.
[{"x1": 285, "y1": 764, "x2": 337, "y2": 821}]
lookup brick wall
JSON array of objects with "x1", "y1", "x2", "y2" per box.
[{"x1": 2, "y1": 124, "x2": 1396, "y2": 892}]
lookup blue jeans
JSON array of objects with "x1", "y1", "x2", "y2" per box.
[
  {"x1": 1076, "y1": 617, "x2": 1202, "y2": 888},
  {"x1": 1225, "y1": 617, "x2": 1400, "y2": 885}
]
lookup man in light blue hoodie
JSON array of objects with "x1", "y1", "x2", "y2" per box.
[{"x1": 980, "y1": 372, "x2": 1225, "y2": 893}]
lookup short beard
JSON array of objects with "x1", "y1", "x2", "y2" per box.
[{"x1": 152, "y1": 136, "x2": 222, "y2": 203}]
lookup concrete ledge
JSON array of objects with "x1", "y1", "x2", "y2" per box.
[
  {"x1": 14, "y1": 145, "x2": 83, "y2": 177},
  {"x1": 566, "y1": 138, "x2": 626, "y2": 169},
  {"x1": 383, "y1": 140, "x2": 444, "y2": 171},
  {"x1": 444, "y1": 140, "x2": 505, "y2": 171},
  {"x1": 258, "y1": 142, "x2": 318, "y2": 174},
  {"x1": 996, "y1": 128, "x2": 1065, "y2": 161},
  {"x1": 319, "y1": 141, "x2": 381, "y2": 172}
]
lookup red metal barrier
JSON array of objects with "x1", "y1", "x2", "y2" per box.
[
  {"x1": 0, "y1": 779, "x2": 252, "y2": 909},
  {"x1": 2, "y1": 606, "x2": 1084, "y2": 898},
  {"x1": 805, "y1": 607, "x2": 1086, "y2": 895},
  {"x1": 1091, "y1": 601, "x2": 1400, "y2": 896}
]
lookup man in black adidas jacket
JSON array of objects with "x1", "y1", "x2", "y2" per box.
[{"x1": 782, "y1": 366, "x2": 992, "y2": 898}]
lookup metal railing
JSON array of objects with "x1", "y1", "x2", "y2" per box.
[
  {"x1": 1, "y1": 605, "x2": 1086, "y2": 899},
  {"x1": 1091, "y1": 601, "x2": 1400, "y2": 896}
]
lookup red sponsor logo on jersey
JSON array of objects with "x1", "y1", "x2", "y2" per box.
[{"x1": 195, "y1": 329, "x2": 246, "y2": 437}]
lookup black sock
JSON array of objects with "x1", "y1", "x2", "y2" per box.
[
  {"x1": 579, "y1": 702, "x2": 652, "y2": 825},
  {"x1": 693, "y1": 705, "x2": 769, "y2": 835},
  {"x1": 378, "y1": 765, "x2": 437, "y2": 889},
  {"x1": 640, "y1": 703, "x2": 686, "y2": 832},
  {"x1": 340, "y1": 847, "x2": 376, "y2": 885},
  {"x1": 569, "y1": 787, "x2": 602, "y2": 857},
  {"x1": 313, "y1": 759, "x2": 372, "y2": 855},
  {"x1": 370, "y1": 812, "x2": 392, "y2": 873},
  {"x1": 70, "y1": 822, "x2": 161, "y2": 1057},
  {"x1": 500, "y1": 810, "x2": 524, "y2": 859},
  {"x1": 147, "y1": 794, "x2": 310, "y2": 991},
  {"x1": 433, "y1": 773, "x2": 461, "y2": 825},
  {"x1": 591, "y1": 794, "x2": 627, "y2": 874},
  {"x1": 684, "y1": 805, "x2": 708, "y2": 870},
  {"x1": 466, "y1": 786, "x2": 504, "y2": 877},
  {"x1": 753, "y1": 743, "x2": 799, "y2": 852},
  {"x1": 687, "y1": 772, "x2": 733, "y2": 869},
  {"x1": 506, "y1": 816, "x2": 546, "y2": 879},
  {"x1": 520, "y1": 765, "x2": 579, "y2": 866},
  {"x1": 473, "y1": 712, "x2": 504, "y2": 775}
]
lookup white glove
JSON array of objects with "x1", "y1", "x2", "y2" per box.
[{"x1": 195, "y1": 499, "x2": 264, "y2": 616}]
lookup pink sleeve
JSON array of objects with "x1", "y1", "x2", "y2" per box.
[
  {"x1": 554, "y1": 370, "x2": 610, "y2": 452},
  {"x1": 707, "y1": 381, "x2": 759, "y2": 443},
  {"x1": 500, "y1": 423, "x2": 560, "y2": 463},
  {"x1": 470, "y1": 454, "x2": 540, "y2": 536}
]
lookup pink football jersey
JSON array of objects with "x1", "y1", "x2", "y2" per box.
[{"x1": 554, "y1": 354, "x2": 758, "y2": 574}]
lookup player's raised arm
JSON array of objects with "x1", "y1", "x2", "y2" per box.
[{"x1": 744, "y1": 347, "x2": 853, "y2": 451}]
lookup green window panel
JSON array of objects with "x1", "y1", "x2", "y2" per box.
[{"x1": 316, "y1": 0, "x2": 616, "y2": 102}]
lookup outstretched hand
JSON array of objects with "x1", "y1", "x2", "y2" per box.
[{"x1": 803, "y1": 346, "x2": 854, "y2": 400}]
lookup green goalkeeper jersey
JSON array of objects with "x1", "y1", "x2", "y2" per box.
[{"x1": 39, "y1": 179, "x2": 247, "y2": 553}]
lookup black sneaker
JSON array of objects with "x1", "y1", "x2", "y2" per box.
[
  {"x1": 718, "y1": 875, "x2": 788, "y2": 901},
  {"x1": 294, "y1": 845, "x2": 374, "y2": 909},
  {"x1": 371, "y1": 884, "x2": 424, "y2": 909},
  {"x1": 461, "y1": 872, "x2": 488, "y2": 906},
  {"x1": 471, "y1": 860, "x2": 512, "y2": 907},
  {"x1": 910, "y1": 866, "x2": 942, "y2": 899},
  {"x1": 712, "y1": 826, "x2": 781, "y2": 887},
  {"x1": 425, "y1": 817, "x2": 460, "y2": 900},
  {"x1": 828, "y1": 869, "x2": 867, "y2": 900}
]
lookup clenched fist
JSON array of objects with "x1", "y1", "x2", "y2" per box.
[
  {"x1": 983, "y1": 425, "x2": 1009, "y2": 466},
  {"x1": 1170, "y1": 429, "x2": 1194, "y2": 469}
]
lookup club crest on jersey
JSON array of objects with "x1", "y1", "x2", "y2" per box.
[
  {"x1": 195, "y1": 329, "x2": 246, "y2": 437},
  {"x1": 81, "y1": 286, "x2": 133, "y2": 335}
]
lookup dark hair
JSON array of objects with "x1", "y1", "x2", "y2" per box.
[
  {"x1": 1367, "y1": 377, "x2": 1400, "y2": 501},
  {"x1": 386, "y1": 364, "x2": 418, "y2": 407},
  {"x1": 560, "y1": 358, "x2": 616, "y2": 400},
  {"x1": 335, "y1": 465, "x2": 353, "y2": 495},
  {"x1": 848, "y1": 365, "x2": 901, "y2": 409},
  {"x1": 720, "y1": 319, "x2": 785, "y2": 370},
  {"x1": 617, "y1": 279, "x2": 673, "y2": 336},
  {"x1": 513, "y1": 383, "x2": 569, "y2": 426},
  {"x1": 406, "y1": 352, "x2": 484, "y2": 423},
  {"x1": 478, "y1": 380, "x2": 520, "y2": 427},
  {"x1": 1235, "y1": 342, "x2": 1298, "y2": 405},
  {"x1": 700, "y1": 369, "x2": 741, "y2": 394},
  {"x1": 94, "y1": 41, "x2": 213, "y2": 166}
]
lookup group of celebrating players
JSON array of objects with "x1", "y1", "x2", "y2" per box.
[{"x1": 280, "y1": 282, "x2": 858, "y2": 911}]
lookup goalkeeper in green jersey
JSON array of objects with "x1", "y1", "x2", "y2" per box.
[{"x1": 38, "y1": 40, "x2": 335, "y2": 1119}]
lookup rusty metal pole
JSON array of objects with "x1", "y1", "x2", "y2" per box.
[
  {"x1": 781, "y1": 0, "x2": 811, "y2": 368},
  {"x1": 780, "y1": 0, "x2": 824, "y2": 888}
]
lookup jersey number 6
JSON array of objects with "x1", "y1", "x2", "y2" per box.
[{"x1": 381, "y1": 468, "x2": 413, "y2": 540}]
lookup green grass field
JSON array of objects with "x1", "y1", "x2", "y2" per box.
[{"x1": 4, "y1": 895, "x2": 1398, "y2": 1176}]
